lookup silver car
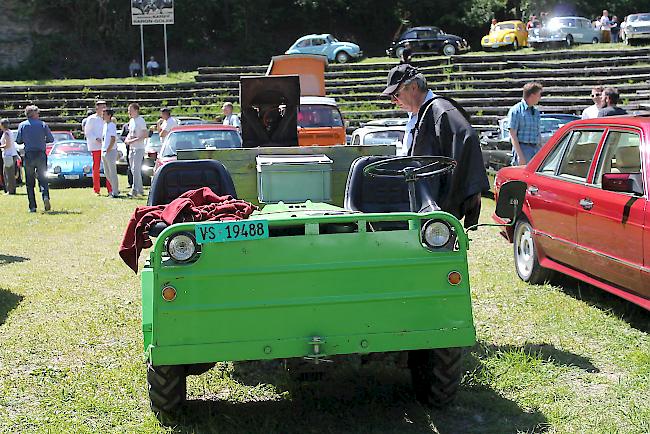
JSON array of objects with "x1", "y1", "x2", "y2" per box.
[{"x1": 529, "y1": 17, "x2": 602, "y2": 47}]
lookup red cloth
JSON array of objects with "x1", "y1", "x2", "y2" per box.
[{"x1": 119, "y1": 187, "x2": 257, "y2": 273}]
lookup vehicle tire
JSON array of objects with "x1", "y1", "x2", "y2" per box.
[
  {"x1": 147, "y1": 364, "x2": 186, "y2": 422},
  {"x1": 513, "y1": 219, "x2": 552, "y2": 284},
  {"x1": 442, "y1": 44, "x2": 457, "y2": 56},
  {"x1": 395, "y1": 47, "x2": 405, "y2": 60},
  {"x1": 592, "y1": 37, "x2": 599, "y2": 44},
  {"x1": 513, "y1": 38, "x2": 519, "y2": 50},
  {"x1": 335, "y1": 51, "x2": 350, "y2": 64},
  {"x1": 408, "y1": 347, "x2": 462, "y2": 407},
  {"x1": 565, "y1": 34, "x2": 574, "y2": 47}
]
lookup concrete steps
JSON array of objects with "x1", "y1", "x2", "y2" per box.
[{"x1": 0, "y1": 47, "x2": 648, "y2": 133}]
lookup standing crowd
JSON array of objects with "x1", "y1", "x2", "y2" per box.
[{"x1": 506, "y1": 82, "x2": 627, "y2": 165}]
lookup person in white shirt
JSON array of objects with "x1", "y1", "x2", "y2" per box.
[
  {"x1": 124, "y1": 103, "x2": 148, "y2": 197},
  {"x1": 101, "y1": 109, "x2": 119, "y2": 198},
  {"x1": 600, "y1": 10, "x2": 612, "y2": 42},
  {"x1": 146, "y1": 56, "x2": 160, "y2": 76},
  {"x1": 0, "y1": 118, "x2": 18, "y2": 194},
  {"x1": 222, "y1": 102, "x2": 241, "y2": 130},
  {"x1": 84, "y1": 100, "x2": 111, "y2": 195},
  {"x1": 581, "y1": 86, "x2": 603, "y2": 119},
  {"x1": 157, "y1": 107, "x2": 178, "y2": 141}
]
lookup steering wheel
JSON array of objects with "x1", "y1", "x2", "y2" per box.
[{"x1": 363, "y1": 156, "x2": 456, "y2": 181}]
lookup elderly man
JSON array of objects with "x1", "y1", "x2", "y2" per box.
[
  {"x1": 15, "y1": 105, "x2": 54, "y2": 212},
  {"x1": 507, "y1": 82, "x2": 543, "y2": 165},
  {"x1": 222, "y1": 102, "x2": 241, "y2": 130},
  {"x1": 382, "y1": 64, "x2": 488, "y2": 228}
]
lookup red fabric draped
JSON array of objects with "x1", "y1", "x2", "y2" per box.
[{"x1": 119, "y1": 187, "x2": 257, "y2": 272}]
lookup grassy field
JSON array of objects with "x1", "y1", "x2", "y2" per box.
[
  {"x1": 0, "y1": 72, "x2": 197, "y2": 87},
  {"x1": 0, "y1": 178, "x2": 648, "y2": 434}
]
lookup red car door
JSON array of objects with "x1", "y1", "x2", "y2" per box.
[
  {"x1": 576, "y1": 128, "x2": 647, "y2": 297},
  {"x1": 526, "y1": 128, "x2": 605, "y2": 270}
]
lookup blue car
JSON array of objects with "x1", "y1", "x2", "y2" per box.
[
  {"x1": 285, "y1": 34, "x2": 362, "y2": 63},
  {"x1": 46, "y1": 140, "x2": 103, "y2": 184}
]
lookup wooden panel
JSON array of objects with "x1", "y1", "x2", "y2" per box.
[{"x1": 178, "y1": 145, "x2": 395, "y2": 206}]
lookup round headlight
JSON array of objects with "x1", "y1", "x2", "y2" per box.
[
  {"x1": 504, "y1": 35, "x2": 512, "y2": 41},
  {"x1": 166, "y1": 233, "x2": 197, "y2": 262},
  {"x1": 53, "y1": 166, "x2": 61, "y2": 174},
  {"x1": 83, "y1": 165, "x2": 91, "y2": 174},
  {"x1": 422, "y1": 220, "x2": 452, "y2": 248}
]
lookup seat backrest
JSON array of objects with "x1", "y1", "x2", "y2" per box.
[
  {"x1": 344, "y1": 156, "x2": 416, "y2": 213},
  {"x1": 147, "y1": 159, "x2": 237, "y2": 206},
  {"x1": 615, "y1": 146, "x2": 641, "y2": 173}
]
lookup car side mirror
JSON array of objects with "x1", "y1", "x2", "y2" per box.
[
  {"x1": 495, "y1": 180, "x2": 527, "y2": 221},
  {"x1": 466, "y1": 180, "x2": 527, "y2": 233},
  {"x1": 602, "y1": 173, "x2": 643, "y2": 195}
]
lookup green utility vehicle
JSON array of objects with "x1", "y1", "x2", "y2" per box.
[{"x1": 138, "y1": 75, "x2": 525, "y2": 421}]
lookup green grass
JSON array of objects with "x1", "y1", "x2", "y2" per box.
[
  {"x1": 0, "y1": 181, "x2": 648, "y2": 433},
  {"x1": 0, "y1": 72, "x2": 197, "y2": 87}
]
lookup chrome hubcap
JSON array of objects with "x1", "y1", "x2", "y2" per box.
[{"x1": 515, "y1": 225, "x2": 534, "y2": 277}]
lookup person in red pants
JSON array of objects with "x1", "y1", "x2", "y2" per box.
[{"x1": 83, "y1": 100, "x2": 112, "y2": 195}]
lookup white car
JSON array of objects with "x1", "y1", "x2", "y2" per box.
[
  {"x1": 623, "y1": 13, "x2": 650, "y2": 45},
  {"x1": 349, "y1": 125, "x2": 405, "y2": 154}
]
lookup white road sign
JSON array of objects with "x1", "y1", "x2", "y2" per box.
[{"x1": 131, "y1": 0, "x2": 174, "y2": 25}]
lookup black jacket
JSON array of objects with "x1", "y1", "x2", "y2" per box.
[{"x1": 410, "y1": 94, "x2": 489, "y2": 226}]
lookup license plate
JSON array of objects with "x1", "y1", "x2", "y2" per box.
[
  {"x1": 64, "y1": 174, "x2": 80, "y2": 180},
  {"x1": 492, "y1": 44, "x2": 499, "y2": 48},
  {"x1": 195, "y1": 220, "x2": 269, "y2": 244}
]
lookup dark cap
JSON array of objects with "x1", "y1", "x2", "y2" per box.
[{"x1": 381, "y1": 64, "x2": 419, "y2": 96}]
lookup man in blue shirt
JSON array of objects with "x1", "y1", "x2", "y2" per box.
[
  {"x1": 16, "y1": 105, "x2": 54, "y2": 212},
  {"x1": 507, "y1": 82, "x2": 543, "y2": 165}
]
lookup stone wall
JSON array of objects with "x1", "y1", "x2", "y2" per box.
[{"x1": 0, "y1": 0, "x2": 32, "y2": 68}]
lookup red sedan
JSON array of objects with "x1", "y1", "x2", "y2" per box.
[
  {"x1": 154, "y1": 124, "x2": 241, "y2": 174},
  {"x1": 493, "y1": 116, "x2": 649, "y2": 310},
  {"x1": 47, "y1": 130, "x2": 75, "y2": 155}
]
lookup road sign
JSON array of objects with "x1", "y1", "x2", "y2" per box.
[{"x1": 131, "y1": 0, "x2": 174, "y2": 25}]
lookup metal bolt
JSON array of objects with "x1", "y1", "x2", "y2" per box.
[
  {"x1": 360, "y1": 339, "x2": 369, "y2": 348},
  {"x1": 263, "y1": 346, "x2": 272, "y2": 354}
]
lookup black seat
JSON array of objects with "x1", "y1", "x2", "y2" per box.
[
  {"x1": 147, "y1": 159, "x2": 237, "y2": 206},
  {"x1": 344, "y1": 156, "x2": 441, "y2": 215}
]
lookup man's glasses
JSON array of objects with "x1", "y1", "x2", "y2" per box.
[
  {"x1": 591, "y1": 93, "x2": 601, "y2": 98},
  {"x1": 390, "y1": 84, "x2": 405, "y2": 101}
]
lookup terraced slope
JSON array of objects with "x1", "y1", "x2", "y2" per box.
[{"x1": 0, "y1": 47, "x2": 649, "y2": 134}]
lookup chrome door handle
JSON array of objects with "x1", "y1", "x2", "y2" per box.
[
  {"x1": 579, "y1": 198, "x2": 593, "y2": 210},
  {"x1": 527, "y1": 186, "x2": 539, "y2": 195}
]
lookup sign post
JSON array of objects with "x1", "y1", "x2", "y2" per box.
[
  {"x1": 131, "y1": 0, "x2": 175, "y2": 76},
  {"x1": 140, "y1": 24, "x2": 146, "y2": 77}
]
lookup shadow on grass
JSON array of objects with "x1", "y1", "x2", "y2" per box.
[
  {"x1": 168, "y1": 359, "x2": 547, "y2": 434},
  {"x1": 0, "y1": 254, "x2": 29, "y2": 266},
  {"x1": 0, "y1": 288, "x2": 23, "y2": 326},
  {"x1": 43, "y1": 210, "x2": 82, "y2": 215},
  {"x1": 551, "y1": 274, "x2": 649, "y2": 333}
]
